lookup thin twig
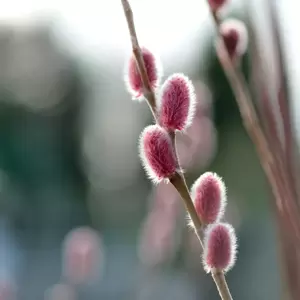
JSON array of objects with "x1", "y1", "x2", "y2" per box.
[
  {"x1": 268, "y1": 0, "x2": 300, "y2": 210},
  {"x1": 169, "y1": 171, "x2": 203, "y2": 245},
  {"x1": 247, "y1": 26, "x2": 300, "y2": 239},
  {"x1": 212, "y1": 269, "x2": 233, "y2": 300},
  {"x1": 121, "y1": 1, "x2": 233, "y2": 299},
  {"x1": 268, "y1": 0, "x2": 294, "y2": 173},
  {"x1": 121, "y1": 0, "x2": 157, "y2": 119},
  {"x1": 249, "y1": 3, "x2": 300, "y2": 298}
]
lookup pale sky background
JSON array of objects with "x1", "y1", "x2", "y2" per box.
[
  {"x1": 0, "y1": 0, "x2": 299, "y2": 145},
  {"x1": 0, "y1": 0, "x2": 296, "y2": 89},
  {"x1": 0, "y1": 0, "x2": 241, "y2": 66},
  {"x1": 0, "y1": 0, "x2": 297, "y2": 94}
]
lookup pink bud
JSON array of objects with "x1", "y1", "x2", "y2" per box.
[
  {"x1": 208, "y1": 0, "x2": 228, "y2": 12},
  {"x1": 63, "y1": 227, "x2": 103, "y2": 284},
  {"x1": 219, "y1": 19, "x2": 248, "y2": 59},
  {"x1": 139, "y1": 125, "x2": 177, "y2": 183},
  {"x1": 203, "y1": 223, "x2": 237, "y2": 273},
  {"x1": 191, "y1": 172, "x2": 226, "y2": 224},
  {"x1": 158, "y1": 73, "x2": 196, "y2": 131},
  {"x1": 125, "y1": 47, "x2": 162, "y2": 99}
]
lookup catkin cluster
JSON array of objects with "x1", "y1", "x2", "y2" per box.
[{"x1": 124, "y1": 44, "x2": 238, "y2": 274}]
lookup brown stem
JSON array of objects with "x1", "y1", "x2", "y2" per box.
[
  {"x1": 212, "y1": 269, "x2": 233, "y2": 300},
  {"x1": 121, "y1": 1, "x2": 234, "y2": 299},
  {"x1": 169, "y1": 171, "x2": 203, "y2": 246}
]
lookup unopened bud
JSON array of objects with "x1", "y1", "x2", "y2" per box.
[
  {"x1": 203, "y1": 223, "x2": 237, "y2": 273},
  {"x1": 191, "y1": 172, "x2": 226, "y2": 224},
  {"x1": 219, "y1": 18, "x2": 248, "y2": 59},
  {"x1": 125, "y1": 47, "x2": 162, "y2": 99},
  {"x1": 139, "y1": 125, "x2": 177, "y2": 183},
  {"x1": 158, "y1": 73, "x2": 196, "y2": 131}
]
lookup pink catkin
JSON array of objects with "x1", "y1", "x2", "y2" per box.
[
  {"x1": 208, "y1": 0, "x2": 228, "y2": 12},
  {"x1": 219, "y1": 19, "x2": 248, "y2": 59},
  {"x1": 63, "y1": 227, "x2": 102, "y2": 284},
  {"x1": 191, "y1": 172, "x2": 226, "y2": 224},
  {"x1": 139, "y1": 125, "x2": 177, "y2": 183},
  {"x1": 158, "y1": 73, "x2": 196, "y2": 131},
  {"x1": 203, "y1": 223, "x2": 237, "y2": 273},
  {"x1": 125, "y1": 47, "x2": 162, "y2": 99}
]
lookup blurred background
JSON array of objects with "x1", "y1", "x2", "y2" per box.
[{"x1": 0, "y1": 0, "x2": 298, "y2": 299}]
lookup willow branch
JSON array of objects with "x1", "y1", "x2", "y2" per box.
[{"x1": 121, "y1": 1, "x2": 233, "y2": 299}]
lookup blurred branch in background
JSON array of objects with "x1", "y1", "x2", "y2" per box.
[{"x1": 246, "y1": 1, "x2": 300, "y2": 299}]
